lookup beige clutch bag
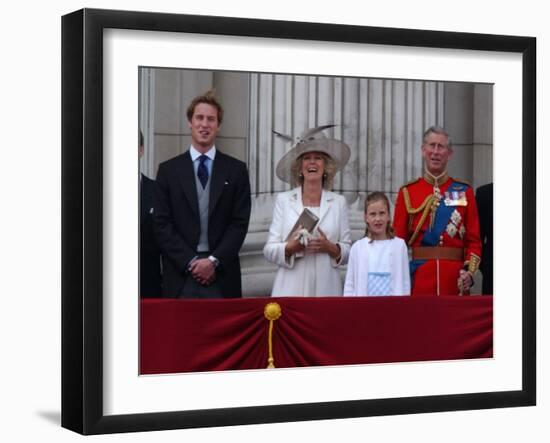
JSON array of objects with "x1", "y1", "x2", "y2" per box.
[{"x1": 285, "y1": 208, "x2": 320, "y2": 241}]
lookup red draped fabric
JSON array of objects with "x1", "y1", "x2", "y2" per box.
[{"x1": 140, "y1": 296, "x2": 493, "y2": 374}]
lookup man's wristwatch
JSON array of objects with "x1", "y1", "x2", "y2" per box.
[{"x1": 207, "y1": 255, "x2": 220, "y2": 268}]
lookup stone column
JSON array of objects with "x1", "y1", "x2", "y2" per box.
[
  {"x1": 444, "y1": 82, "x2": 474, "y2": 182},
  {"x1": 443, "y1": 82, "x2": 493, "y2": 295},
  {"x1": 138, "y1": 68, "x2": 156, "y2": 178},
  {"x1": 473, "y1": 84, "x2": 493, "y2": 189}
]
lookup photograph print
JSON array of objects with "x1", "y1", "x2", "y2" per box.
[{"x1": 138, "y1": 66, "x2": 493, "y2": 375}]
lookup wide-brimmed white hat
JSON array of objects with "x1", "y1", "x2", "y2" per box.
[{"x1": 274, "y1": 124, "x2": 351, "y2": 184}]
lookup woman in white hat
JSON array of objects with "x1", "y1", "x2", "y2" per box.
[{"x1": 263, "y1": 125, "x2": 352, "y2": 297}]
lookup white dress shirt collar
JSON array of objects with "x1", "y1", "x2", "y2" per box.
[{"x1": 190, "y1": 145, "x2": 216, "y2": 162}]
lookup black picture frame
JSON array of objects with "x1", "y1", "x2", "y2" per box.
[{"x1": 61, "y1": 8, "x2": 536, "y2": 435}]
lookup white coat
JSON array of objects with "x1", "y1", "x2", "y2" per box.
[
  {"x1": 263, "y1": 188, "x2": 351, "y2": 297},
  {"x1": 343, "y1": 237, "x2": 411, "y2": 296}
]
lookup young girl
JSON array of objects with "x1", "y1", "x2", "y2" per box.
[{"x1": 343, "y1": 192, "x2": 410, "y2": 296}]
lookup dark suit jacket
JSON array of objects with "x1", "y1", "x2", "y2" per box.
[
  {"x1": 140, "y1": 174, "x2": 162, "y2": 297},
  {"x1": 153, "y1": 150, "x2": 251, "y2": 298},
  {"x1": 475, "y1": 183, "x2": 493, "y2": 295}
]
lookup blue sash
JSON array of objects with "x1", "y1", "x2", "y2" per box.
[{"x1": 409, "y1": 181, "x2": 468, "y2": 276}]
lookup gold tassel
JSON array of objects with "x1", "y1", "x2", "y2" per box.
[{"x1": 264, "y1": 302, "x2": 282, "y2": 369}]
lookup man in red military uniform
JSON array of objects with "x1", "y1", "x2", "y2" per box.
[{"x1": 393, "y1": 126, "x2": 482, "y2": 296}]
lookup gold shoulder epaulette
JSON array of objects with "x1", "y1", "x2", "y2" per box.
[
  {"x1": 401, "y1": 177, "x2": 420, "y2": 189},
  {"x1": 452, "y1": 177, "x2": 472, "y2": 187}
]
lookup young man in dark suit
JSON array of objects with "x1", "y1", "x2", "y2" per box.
[{"x1": 153, "y1": 91, "x2": 252, "y2": 298}]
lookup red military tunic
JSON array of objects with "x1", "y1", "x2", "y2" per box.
[{"x1": 393, "y1": 173, "x2": 482, "y2": 296}]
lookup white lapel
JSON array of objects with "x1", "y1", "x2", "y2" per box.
[
  {"x1": 318, "y1": 190, "x2": 335, "y2": 225},
  {"x1": 288, "y1": 187, "x2": 303, "y2": 216}
]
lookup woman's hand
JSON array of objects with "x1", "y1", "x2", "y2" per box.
[
  {"x1": 306, "y1": 227, "x2": 341, "y2": 260},
  {"x1": 285, "y1": 225, "x2": 306, "y2": 257}
]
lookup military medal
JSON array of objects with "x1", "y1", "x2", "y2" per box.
[
  {"x1": 450, "y1": 209, "x2": 462, "y2": 225},
  {"x1": 445, "y1": 209, "x2": 462, "y2": 238},
  {"x1": 444, "y1": 190, "x2": 468, "y2": 206},
  {"x1": 446, "y1": 222, "x2": 458, "y2": 238},
  {"x1": 456, "y1": 191, "x2": 467, "y2": 206}
]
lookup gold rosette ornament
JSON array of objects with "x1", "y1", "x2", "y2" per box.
[{"x1": 264, "y1": 302, "x2": 282, "y2": 369}]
